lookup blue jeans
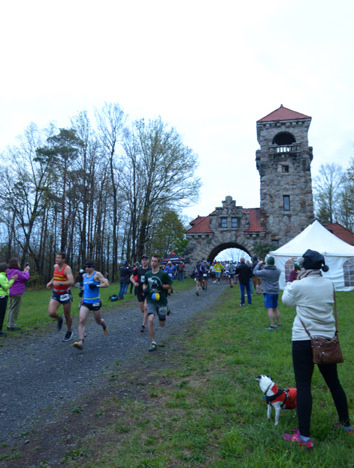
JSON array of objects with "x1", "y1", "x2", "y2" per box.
[
  {"x1": 118, "y1": 281, "x2": 129, "y2": 299},
  {"x1": 177, "y1": 271, "x2": 184, "y2": 281},
  {"x1": 239, "y1": 282, "x2": 252, "y2": 305}
]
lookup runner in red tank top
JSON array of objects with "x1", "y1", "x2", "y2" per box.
[{"x1": 46, "y1": 252, "x2": 75, "y2": 341}]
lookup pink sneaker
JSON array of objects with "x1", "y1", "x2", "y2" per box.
[
  {"x1": 334, "y1": 423, "x2": 353, "y2": 433},
  {"x1": 282, "y1": 429, "x2": 314, "y2": 450}
]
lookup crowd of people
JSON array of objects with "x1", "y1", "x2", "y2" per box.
[{"x1": 0, "y1": 249, "x2": 352, "y2": 447}]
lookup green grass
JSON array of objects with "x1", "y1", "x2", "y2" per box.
[
  {"x1": 60, "y1": 285, "x2": 353, "y2": 467},
  {"x1": 1, "y1": 281, "x2": 352, "y2": 465}
]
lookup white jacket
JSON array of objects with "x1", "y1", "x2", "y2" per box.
[{"x1": 282, "y1": 274, "x2": 336, "y2": 341}]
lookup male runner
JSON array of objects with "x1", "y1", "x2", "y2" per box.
[
  {"x1": 143, "y1": 255, "x2": 172, "y2": 352},
  {"x1": 130, "y1": 254, "x2": 150, "y2": 332},
  {"x1": 46, "y1": 252, "x2": 75, "y2": 341},
  {"x1": 73, "y1": 260, "x2": 109, "y2": 350}
]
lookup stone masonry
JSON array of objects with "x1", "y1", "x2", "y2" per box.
[{"x1": 185, "y1": 105, "x2": 315, "y2": 266}]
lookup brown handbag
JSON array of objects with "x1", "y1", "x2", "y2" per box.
[{"x1": 299, "y1": 293, "x2": 344, "y2": 365}]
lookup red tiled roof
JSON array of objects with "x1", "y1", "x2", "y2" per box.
[
  {"x1": 186, "y1": 215, "x2": 213, "y2": 234},
  {"x1": 326, "y1": 223, "x2": 354, "y2": 246},
  {"x1": 186, "y1": 209, "x2": 264, "y2": 234},
  {"x1": 257, "y1": 105, "x2": 311, "y2": 123},
  {"x1": 243, "y1": 208, "x2": 265, "y2": 232}
]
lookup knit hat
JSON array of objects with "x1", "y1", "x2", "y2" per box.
[
  {"x1": 266, "y1": 256, "x2": 275, "y2": 265},
  {"x1": 302, "y1": 249, "x2": 329, "y2": 272}
]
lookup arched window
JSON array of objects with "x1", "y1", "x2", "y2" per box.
[
  {"x1": 343, "y1": 258, "x2": 354, "y2": 287},
  {"x1": 272, "y1": 132, "x2": 296, "y2": 145}
]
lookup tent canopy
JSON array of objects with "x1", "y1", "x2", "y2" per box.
[
  {"x1": 270, "y1": 221, "x2": 354, "y2": 291},
  {"x1": 272, "y1": 220, "x2": 354, "y2": 257}
]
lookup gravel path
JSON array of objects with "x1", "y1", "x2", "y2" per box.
[{"x1": 0, "y1": 282, "x2": 229, "y2": 452}]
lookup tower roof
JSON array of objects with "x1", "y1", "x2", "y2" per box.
[{"x1": 257, "y1": 105, "x2": 311, "y2": 123}]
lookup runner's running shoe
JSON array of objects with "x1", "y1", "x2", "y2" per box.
[
  {"x1": 148, "y1": 342, "x2": 157, "y2": 352},
  {"x1": 103, "y1": 324, "x2": 108, "y2": 334},
  {"x1": 140, "y1": 325, "x2": 147, "y2": 332},
  {"x1": 73, "y1": 340, "x2": 84, "y2": 350},
  {"x1": 63, "y1": 330, "x2": 73, "y2": 342},
  {"x1": 282, "y1": 429, "x2": 313, "y2": 449}
]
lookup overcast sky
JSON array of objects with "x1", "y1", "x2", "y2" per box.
[{"x1": 1, "y1": 0, "x2": 353, "y2": 224}]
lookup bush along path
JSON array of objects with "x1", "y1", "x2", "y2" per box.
[{"x1": 0, "y1": 281, "x2": 229, "y2": 465}]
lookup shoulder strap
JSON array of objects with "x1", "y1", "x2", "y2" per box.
[{"x1": 298, "y1": 289, "x2": 338, "y2": 337}]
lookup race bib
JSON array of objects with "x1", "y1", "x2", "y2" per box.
[
  {"x1": 140, "y1": 275, "x2": 145, "y2": 283},
  {"x1": 59, "y1": 294, "x2": 70, "y2": 302},
  {"x1": 92, "y1": 302, "x2": 100, "y2": 307}
]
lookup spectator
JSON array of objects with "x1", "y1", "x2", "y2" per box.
[
  {"x1": 118, "y1": 261, "x2": 131, "y2": 300},
  {"x1": 253, "y1": 257, "x2": 281, "y2": 330},
  {"x1": 281, "y1": 249, "x2": 352, "y2": 448},
  {"x1": 177, "y1": 262, "x2": 185, "y2": 281},
  {"x1": 6, "y1": 258, "x2": 30, "y2": 331},
  {"x1": 0, "y1": 263, "x2": 17, "y2": 337},
  {"x1": 235, "y1": 257, "x2": 252, "y2": 306}
]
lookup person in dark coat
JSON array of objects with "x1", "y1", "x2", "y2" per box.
[{"x1": 235, "y1": 257, "x2": 252, "y2": 306}]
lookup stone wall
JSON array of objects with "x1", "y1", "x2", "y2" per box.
[{"x1": 256, "y1": 119, "x2": 314, "y2": 245}]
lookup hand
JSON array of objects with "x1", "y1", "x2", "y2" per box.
[
  {"x1": 89, "y1": 284, "x2": 98, "y2": 290},
  {"x1": 12, "y1": 274, "x2": 18, "y2": 280}
]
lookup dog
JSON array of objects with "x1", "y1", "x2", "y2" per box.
[{"x1": 256, "y1": 375, "x2": 297, "y2": 425}]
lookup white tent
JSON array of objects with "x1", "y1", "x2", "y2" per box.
[{"x1": 270, "y1": 220, "x2": 354, "y2": 291}]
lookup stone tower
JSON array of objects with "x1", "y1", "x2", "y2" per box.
[{"x1": 256, "y1": 105, "x2": 314, "y2": 246}]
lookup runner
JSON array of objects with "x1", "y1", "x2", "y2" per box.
[
  {"x1": 214, "y1": 261, "x2": 222, "y2": 284},
  {"x1": 46, "y1": 252, "x2": 75, "y2": 341},
  {"x1": 193, "y1": 261, "x2": 206, "y2": 296},
  {"x1": 228, "y1": 262, "x2": 236, "y2": 287},
  {"x1": 201, "y1": 259, "x2": 209, "y2": 290},
  {"x1": 130, "y1": 254, "x2": 150, "y2": 333},
  {"x1": 73, "y1": 260, "x2": 109, "y2": 350},
  {"x1": 143, "y1": 255, "x2": 172, "y2": 352}
]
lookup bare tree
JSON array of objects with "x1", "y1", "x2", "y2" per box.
[
  {"x1": 95, "y1": 102, "x2": 126, "y2": 281},
  {"x1": 313, "y1": 163, "x2": 343, "y2": 225},
  {"x1": 128, "y1": 117, "x2": 200, "y2": 259}
]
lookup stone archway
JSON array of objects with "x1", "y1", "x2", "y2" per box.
[
  {"x1": 207, "y1": 242, "x2": 252, "y2": 263},
  {"x1": 184, "y1": 196, "x2": 267, "y2": 271}
]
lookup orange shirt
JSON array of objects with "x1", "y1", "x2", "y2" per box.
[{"x1": 53, "y1": 264, "x2": 70, "y2": 294}]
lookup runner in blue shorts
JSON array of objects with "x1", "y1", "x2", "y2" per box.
[{"x1": 73, "y1": 260, "x2": 109, "y2": 350}]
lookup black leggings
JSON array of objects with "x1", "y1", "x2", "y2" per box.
[
  {"x1": 292, "y1": 340, "x2": 350, "y2": 437},
  {"x1": 0, "y1": 296, "x2": 8, "y2": 332}
]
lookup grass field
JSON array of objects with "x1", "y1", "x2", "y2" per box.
[{"x1": 2, "y1": 281, "x2": 353, "y2": 466}]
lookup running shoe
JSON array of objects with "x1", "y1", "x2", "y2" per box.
[
  {"x1": 282, "y1": 429, "x2": 314, "y2": 450},
  {"x1": 73, "y1": 340, "x2": 84, "y2": 350},
  {"x1": 334, "y1": 423, "x2": 354, "y2": 433},
  {"x1": 196, "y1": 291, "x2": 199, "y2": 296},
  {"x1": 266, "y1": 326, "x2": 276, "y2": 330},
  {"x1": 140, "y1": 325, "x2": 147, "y2": 332},
  {"x1": 57, "y1": 316, "x2": 64, "y2": 331},
  {"x1": 103, "y1": 324, "x2": 108, "y2": 334},
  {"x1": 63, "y1": 330, "x2": 73, "y2": 342},
  {"x1": 148, "y1": 342, "x2": 157, "y2": 352}
]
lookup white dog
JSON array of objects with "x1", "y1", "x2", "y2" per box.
[{"x1": 256, "y1": 375, "x2": 297, "y2": 425}]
